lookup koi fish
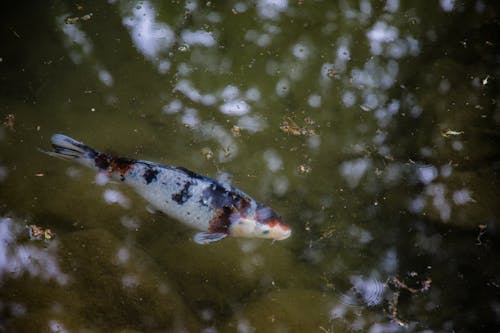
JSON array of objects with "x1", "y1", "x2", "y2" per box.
[{"x1": 47, "y1": 134, "x2": 291, "y2": 244}]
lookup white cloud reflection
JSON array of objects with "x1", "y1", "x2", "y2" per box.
[
  {"x1": 0, "y1": 217, "x2": 68, "y2": 285},
  {"x1": 122, "y1": 1, "x2": 175, "y2": 73}
]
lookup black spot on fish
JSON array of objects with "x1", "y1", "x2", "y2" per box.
[
  {"x1": 202, "y1": 183, "x2": 252, "y2": 213},
  {"x1": 202, "y1": 183, "x2": 234, "y2": 209},
  {"x1": 94, "y1": 153, "x2": 110, "y2": 170},
  {"x1": 208, "y1": 206, "x2": 233, "y2": 234},
  {"x1": 172, "y1": 181, "x2": 195, "y2": 205},
  {"x1": 143, "y1": 168, "x2": 159, "y2": 184}
]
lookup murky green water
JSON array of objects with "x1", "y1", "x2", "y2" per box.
[{"x1": 1, "y1": 1, "x2": 499, "y2": 332}]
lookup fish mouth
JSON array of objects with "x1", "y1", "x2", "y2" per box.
[{"x1": 275, "y1": 228, "x2": 292, "y2": 240}]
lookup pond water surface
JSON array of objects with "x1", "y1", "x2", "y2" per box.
[{"x1": 1, "y1": 1, "x2": 499, "y2": 332}]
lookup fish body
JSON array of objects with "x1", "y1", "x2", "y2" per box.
[{"x1": 48, "y1": 134, "x2": 291, "y2": 244}]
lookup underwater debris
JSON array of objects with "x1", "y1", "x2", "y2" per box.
[
  {"x1": 280, "y1": 116, "x2": 317, "y2": 136},
  {"x1": 476, "y1": 224, "x2": 487, "y2": 245},
  {"x1": 441, "y1": 129, "x2": 464, "y2": 138},
  {"x1": 3, "y1": 114, "x2": 15, "y2": 131},
  {"x1": 201, "y1": 147, "x2": 214, "y2": 160},
  {"x1": 64, "y1": 13, "x2": 93, "y2": 24},
  {"x1": 231, "y1": 125, "x2": 241, "y2": 137},
  {"x1": 28, "y1": 224, "x2": 55, "y2": 241},
  {"x1": 387, "y1": 275, "x2": 432, "y2": 326},
  {"x1": 298, "y1": 163, "x2": 312, "y2": 174}
]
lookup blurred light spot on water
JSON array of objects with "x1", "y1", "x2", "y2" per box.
[
  {"x1": 234, "y1": 2, "x2": 248, "y2": 13},
  {"x1": 257, "y1": 0, "x2": 288, "y2": 20},
  {"x1": 352, "y1": 275, "x2": 385, "y2": 306},
  {"x1": 381, "y1": 248, "x2": 398, "y2": 273},
  {"x1": 416, "y1": 231, "x2": 442, "y2": 254},
  {"x1": 384, "y1": 0, "x2": 399, "y2": 13},
  {"x1": 177, "y1": 62, "x2": 193, "y2": 76},
  {"x1": 368, "y1": 322, "x2": 402, "y2": 333},
  {"x1": 237, "y1": 318, "x2": 254, "y2": 333},
  {"x1": 240, "y1": 240, "x2": 258, "y2": 253},
  {"x1": 97, "y1": 68, "x2": 113, "y2": 87},
  {"x1": 342, "y1": 90, "x2": 356, "y2": 107},
  {"x1": 257, "y1": 34, "x2": 271, "y2": 47},
  {"x1": 340, "y1": 158, "x2": 371, "y2": 188},
  {"x1": 60, "y1": 19, "x2": 92, "y2": 64},
  {"x1": 162, "y1": 99, "x2": 183, "y2": 114},
  {"x1": 383, "y1": 163, "x2": 401, "y2": 184},
  {"x1": 64, "y1": 166, "x2": 81, "y2": 179},
  {"x1": 120, "y1": 216, "x2": 140, "y2": 230},
  {"x1": 202, "y1": 94, "x2": 217, "y2": 106},
  {"x1": 263, "y1": 149, "x2": 282, "y2": 172},
  {"x1": 200, "y1": 307, "x2": 215, "y2": 322},
  {"x1": 475, "y1": 0, "x2": 486, "y2": 12},
  {"x1": 272, "y1": 176, "x2": 289, "y2": 196},
  {"x1": 409, "y1": 195, "x2": 426, "y2": 213},
  {"x1": 175, "y1": 80, "x2": 202, "y2": 102},
  {"x1": 330, "y1": 304, "x2": 347, "y2": 319},
  {"x1": 49, "y1": 320, "x2": 68, "y2": 333},
  {"x1": 337, "y1": 43, "x2": 351, "y2": 64},
  {"x1": 417, "y1": 165, "x2": 438, "y2": 185},
  {"x1": 245, "y1": 88, "x2": 261, "y2": 102},
  {"x1": 0, "y1": 165, "x2": 8, "y2": 182},
  {"x1": 157, "y1": 282, "x2": 170, "y2": 295},
  {"x1": 426, "y1": 183, "x2": 451, "y2": 221},
  {"x1": 207, "y1": 11, "x2": 222, "y2": 23},
  {"x1": 307, "y1": 135, "x2": 321, "y2": 150},
  {"x1": 157, "y1": 60, "x2": 171, "y2": 74},
  {"x1": 292, "y1": 43, "x2": 309, "y2": 60},
  {"x1": 221, "y1": 85, "x2": 240, "y2": 100},
  {"x1": 440, "y1": 164, "x2": 452, "y2": 178},
  {"x1": 182, "y1": 108, "x2": 200, "y2": 127},
  {"x1": 237, "y1": 115, "x2": 267, "y2": 133},
  {"x1": 340, "y1": 274, "x2": 386, "y2": 307},
  {"x1": 322, "y1": 22, "x2": 337, "y2": 35},
  {"x1": 366, "y1": 21, "x2": 398, "y2": 56},
  {"x1": 348, "y1": 225, "x2": 373, "y2": 244},
  {"x1": 0, "y1": 218, "x2": 69, "y2": 285},
  {"x1": 308, "y1": 94, "x2": 322, "y2": 108},
  {"x1": 453, "y1": 189, "x2": 472, "y2": 205},
  {"x1": 420, "y1": 146, "x2": 433, "y2": 158},
  {"x1": 387, "y1": 39, "x2": 407, "y2": 58},
  {"x1": 363, "y1": 92, "x2": 379, "y2": 110},
  {"x1": 103, "y1": 189, "x2": 131, "y2": 209},
  {"x1": 122, "y1": 2, "x2": 175, "y2": 60},
  {"x1": 275, "y1": 78, "x2": 290, "y2": 96},
  {"x1": 94, "y1": 172, "x2": 110, "y2": 186},
  {"x1": 202, "y1": 327, "x2": 218, "y2": 333},
  {"x1": 7, "y1": 302, "x2": 26, "y2": 317},
  {"x1": 116, "y1": 247, "x2": 130, "y2": 264},
  {"x1": 121, "y1": 273, "x2": 139, "y2": 288},
  {"x1": 440, "y1": 0, "x2": 456, "y2": 12},
  {"x1": 181, "y1": 30, "x2": 216, "y2": 47},
  {"x1": 320, "y1": 63, "x2": 335, "y2": 80},
  {"x1": 439, "y1": 79, "x2": 451, "y2": 94},
  {"x1": 220, "y1": 100, "x2": 250, "y2": 116},
  {"x1": 452, "y1": 140, "x2": 463, "y2": 151},
  {"x1": 185, "y1": 0, "x2": 198, "y2": 11}
]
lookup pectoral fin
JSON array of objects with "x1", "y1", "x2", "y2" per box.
[{"x1": 193, "y1": 232, "x2": 227, "y2": 244}]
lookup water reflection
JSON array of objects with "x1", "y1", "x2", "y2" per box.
[
  {"x1": 0, "y1": 218, "x2": 68, "y2": 285},
  {"x1": 1, "y1": 0, "x2": 498, "y2": 331}
]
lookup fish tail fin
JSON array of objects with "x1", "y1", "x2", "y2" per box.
[{"x1": 46, "y1": 134, "x2": 97, "y2": 163}]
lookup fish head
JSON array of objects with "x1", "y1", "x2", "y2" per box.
[{"x1": 229, "y1": 204, "x2": 291, "y2": 240}]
